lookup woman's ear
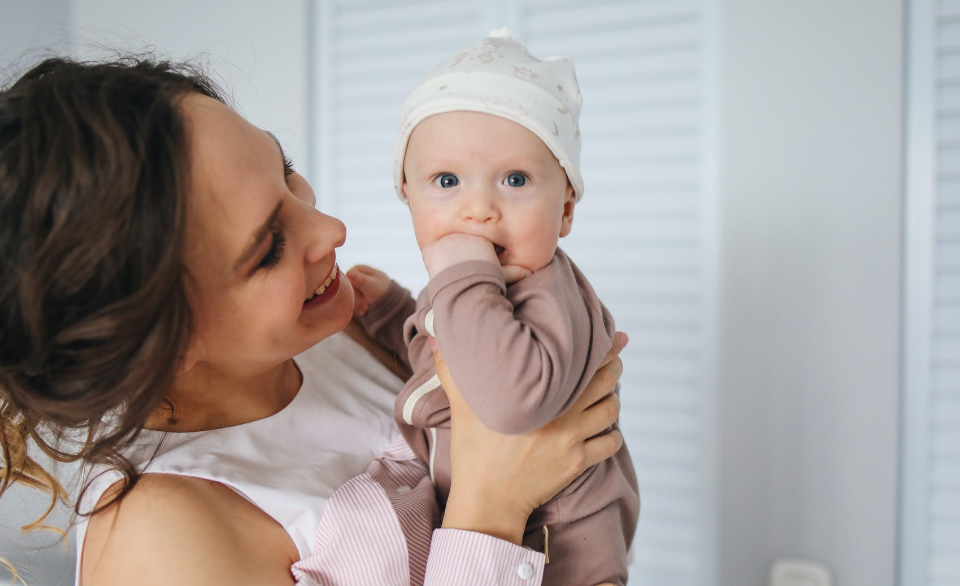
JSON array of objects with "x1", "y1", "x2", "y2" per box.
[{"x1": 559, "y1": 184, "x2": 576, "y2": 238}]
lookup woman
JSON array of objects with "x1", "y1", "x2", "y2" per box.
[{"x1": 0, "y1": 57, "x2": 625, "y2": 585}]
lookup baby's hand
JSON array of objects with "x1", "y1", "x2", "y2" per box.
[
  {"x1": 421, "y1": 234, "x2": 498, "y2": 279},
  {"x1": 346, "y1": 265, "x2": 393, "y2": 316}
]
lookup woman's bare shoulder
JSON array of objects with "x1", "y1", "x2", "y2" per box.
[{"x1": 82, "y1": 473, "x2": 298, "y2": 586}]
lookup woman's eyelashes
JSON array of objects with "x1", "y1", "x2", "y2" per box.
[
  {"x1": 257, "y1": 228, "x2": 286, "y2": 270},
  {"x1": 283, "y1": 156, "x2": 295, "y2": 183}
]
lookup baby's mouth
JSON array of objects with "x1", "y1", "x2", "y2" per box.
[{"x1": 494, "y1": 244, "x2": 506, "y2": 261}]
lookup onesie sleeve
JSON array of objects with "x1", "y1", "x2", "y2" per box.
[
  {"x1": 425, "y1": 254, "x2": 613, "y2": 435},
  {"x1": 356, "y1": 280, "x2": 418, "y2": 368}
]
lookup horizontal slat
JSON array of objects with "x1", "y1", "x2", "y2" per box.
[
  {"x1": 942, "y1": 0, "x2": 960, "y2": 19},
  {"x1": 939, "y1": 209, "x2": 960, "y2": 236},
  {"x1": 940, "y1": 240, "x2": 960, "y2": 270},
  {"x1": 934, "y1": 396, "x2": 960, "y2": 426},
  {"x1": 634, "y1": 463, "x2": 700, "y2": 491},
  {"x1": 526, "y1": 0, "x2": 697, "y2": 36},
  {"x1": 528, "y1": 21, "x2": 699, "y2": 60},
  {"x1": 632, "y1": 545, "x2": 698, "y2": 572},
  {"x1": 335, "y1": 23, "x2": 477, "y2": 58},
  {"x1": 933, "y1": 336, "x2": 960, "y2": 364},
  {"x1": 574, "y1": 55, "x2": 698, "y2": 87},
  {"x1": 931, "y1": 487, "x2": 960, "y2": 518},
  {"x1": 337, "y1": 1, "x2": 479, "y2": 31},
  {"x1": 627, "y1": 436, "x2": 701, "y2": 464},
  {"x1": 930, "y1": 548, "x2": 960, "y2": 582},
  {"x1": 334, "y1": 50, "x2": 451, "y2": 84},
  {"x1": 934, "y1": 365, "x2": 960, "y2": 395},
  {"x1": 639, "y1": 488, "x2": 699, "y2": 520},
  {"x1": 622, "y1": 411, "x2": 701, "y2": 439},
  {"x1": 939, "y1": 84, "x2": 960, "y2": 110},
  {"x1": 931, "y1": 427, "x2": 960, "y2": 457},
  {"x1": 634, "y1": 519, "x2": 698, "y2": 547},
  {"x1": 932, "y1": 518, "x2": 960, "y2": 549},
  {"x1": 934, "y1": 457, "x2": 960, "y2": 488},
  {"x1": 937, "y1": 305, "x2": 960, "y2": 330},
  {"x1": 940, "y1": 273, "x2": 960, "y2": 300},
  {"x1": 942, "y1": 21, "x2": 960, "y2": 51}
]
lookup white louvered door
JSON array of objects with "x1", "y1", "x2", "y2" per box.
[
  {"x1": 310, "y1": 2, "x2": 719, "y2": 584},
  {"x1": 902, "y1": 1, "x2": 960, "y2": 585}
]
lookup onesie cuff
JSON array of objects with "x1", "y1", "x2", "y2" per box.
[{"x1": 426, "y1": 260, "x2": 504, "y2": 303}]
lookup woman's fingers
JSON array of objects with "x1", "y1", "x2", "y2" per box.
[
  {"x1": 580, "y1": 429, "x2": 624, "y2": 473},
  {"x1": 598, "y1": 331, "x2": 628, "y2": 369},
  {"x1": 569, "y1": 351, "x2": 623, "y2": 413},
  {"x1": 579, "y1": 393, "x2": 621, "y2": 439}
]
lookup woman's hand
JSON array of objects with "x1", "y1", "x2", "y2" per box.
[{"x1": 437, "y1": 332, "x2": 628, "y2": 545}]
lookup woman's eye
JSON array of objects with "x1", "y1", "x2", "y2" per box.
[
  {"x1": 434, "y1": 173, "x2": 459, "y2": 188},
  {"x1": 257, "y1": 229, "x2": 286, "y2": 270},
  {"x1": 504, "y1": 172, "x2": 527, "y2": 188},
  {"x1": 283, "y1": 156, "x2": 296, "y2": 182}
]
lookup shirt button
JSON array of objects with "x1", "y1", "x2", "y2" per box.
[
  {"x1": 424, "y1": 309, "x2": 436, "y2": 337},
  {"x1": 517, "y1": 562, "x2": 534, "y2": 580},
  {"x1": 395, "y1": 485, "x2": 411, "y2": 494}
]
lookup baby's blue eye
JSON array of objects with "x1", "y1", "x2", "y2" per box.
[
  {"x1": 434, "y1": 173, "x2": 459, "y2": 188},
  {"x1": 504, "y1": 173, "x2": 527, "y2": 187}
]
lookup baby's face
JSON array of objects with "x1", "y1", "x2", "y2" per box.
[{"x1": 402, "y1": 111, "x2": 575, "y2": 274}]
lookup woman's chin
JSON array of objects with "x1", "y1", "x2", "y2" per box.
[{"x1": 298, "y1": 273, "x2": 355, "y2": 337}]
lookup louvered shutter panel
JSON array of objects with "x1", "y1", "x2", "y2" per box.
[
  {"x1": 311, "y1": 2, "x2": 719, "y2": 585},
  {"x1": 518, "y1": 2, "x2": 718, "y2": 585},
  {"x1": 903, "y1": 1, "x2": 960, "y2": 585}
]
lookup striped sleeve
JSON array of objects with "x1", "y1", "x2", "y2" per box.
[
  {"x1": 424, "y1": 529, "x2": 546, "y2": 586},
  {"x1": 291, "y1": 435, "x2": 545, "y2": 585}
]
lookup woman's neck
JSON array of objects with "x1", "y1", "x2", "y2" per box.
[{"x1": 145, "y1": 358, "x2": 303, "y2": 432}]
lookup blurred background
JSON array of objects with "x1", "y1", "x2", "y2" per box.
[{"x1": 0, "y1": 1, "x2": 952, "y2": 585}]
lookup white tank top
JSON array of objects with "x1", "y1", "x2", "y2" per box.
[{"x1": 75, "y1": 332, "x2": 404, "y2": 581}]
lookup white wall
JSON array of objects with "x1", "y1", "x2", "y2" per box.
[
  {"x1": 719, "y1": 1, "x2": 903, "y2": 586},
  {"x1": 71, "y1": 0, "x2": 311, "y2": 172},
  {"x1": 0, "y1": 0, "x2": 71, "y2": 79}
]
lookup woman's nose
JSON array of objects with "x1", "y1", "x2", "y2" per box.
[
  {"x1": 304, "y1": 210, "x2": 346, "y2": 265},
  {"x1": 459, "y1": 189, "x2": 501, "y2": 223}
]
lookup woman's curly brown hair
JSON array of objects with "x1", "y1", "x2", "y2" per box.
[{"x1": 0, "y1": 56, "x2": 227, "y2": 531}]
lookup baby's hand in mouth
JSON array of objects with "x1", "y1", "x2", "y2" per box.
[{"x1": 422, "y1": 233, "x2": 498, "y2": 278}]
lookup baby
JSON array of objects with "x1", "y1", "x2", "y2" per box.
[{"x1": 348, "y1": 30, "x2": 640, "y2": 585}]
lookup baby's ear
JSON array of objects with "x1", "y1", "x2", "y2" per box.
[{"x1": 559, "y1": 183, "x2": 576, "y2": 237}]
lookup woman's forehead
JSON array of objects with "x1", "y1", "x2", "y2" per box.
[{"x1": 180, "y1": 94, "x2": 281, "y2": 279}]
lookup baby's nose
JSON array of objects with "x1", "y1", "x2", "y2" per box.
[{"x1": 460, "y1": 191, "x2": 501, "y2": 223}]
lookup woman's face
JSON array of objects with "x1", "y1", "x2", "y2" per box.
[{"x1": 179, "y1": 94, "x2": 353, "y2": 377}]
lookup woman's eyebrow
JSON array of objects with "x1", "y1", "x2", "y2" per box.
[{"x1": 234, "y1": 201, "x2": 283, "y2": 273}]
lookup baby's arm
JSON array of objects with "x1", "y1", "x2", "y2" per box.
[
  {"x1": 423, "y1": 240, "x2": 614, "y2": 435},
  {"x1": 347, "y1": 265, "x2": 417, "y2": 367}
]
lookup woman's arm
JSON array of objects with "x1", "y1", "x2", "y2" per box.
[
  {"x1": 438, "y1": 332, "x2": 627, "y2": 545},
  {"x1": 82, "y1": 474, "x2": 299, "y2": 586}
]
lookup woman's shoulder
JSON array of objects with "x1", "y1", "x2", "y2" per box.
[{"x1": 81, "y1": 473, "x2": 298, "y2": 586}]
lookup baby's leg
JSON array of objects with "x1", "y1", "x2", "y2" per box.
[{"x1": 521, "y1": 500, "x2": 630, "y2": 586}]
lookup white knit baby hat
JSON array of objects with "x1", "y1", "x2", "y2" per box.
[{"x1": 393, "y1": 27, "x2": 584, "y2": 202}]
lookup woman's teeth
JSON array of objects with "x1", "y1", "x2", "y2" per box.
[{"x1": 308, "y1": 264, "x2": 338, "y2": 300}]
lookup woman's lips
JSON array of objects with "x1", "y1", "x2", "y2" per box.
[{"x1": 303, "y1": 265, "x2": 341, "y2": 310}]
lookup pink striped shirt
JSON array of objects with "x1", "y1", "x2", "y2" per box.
[{"x1": 292, "y1": 435, "x2": 546, "y2": 585}]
